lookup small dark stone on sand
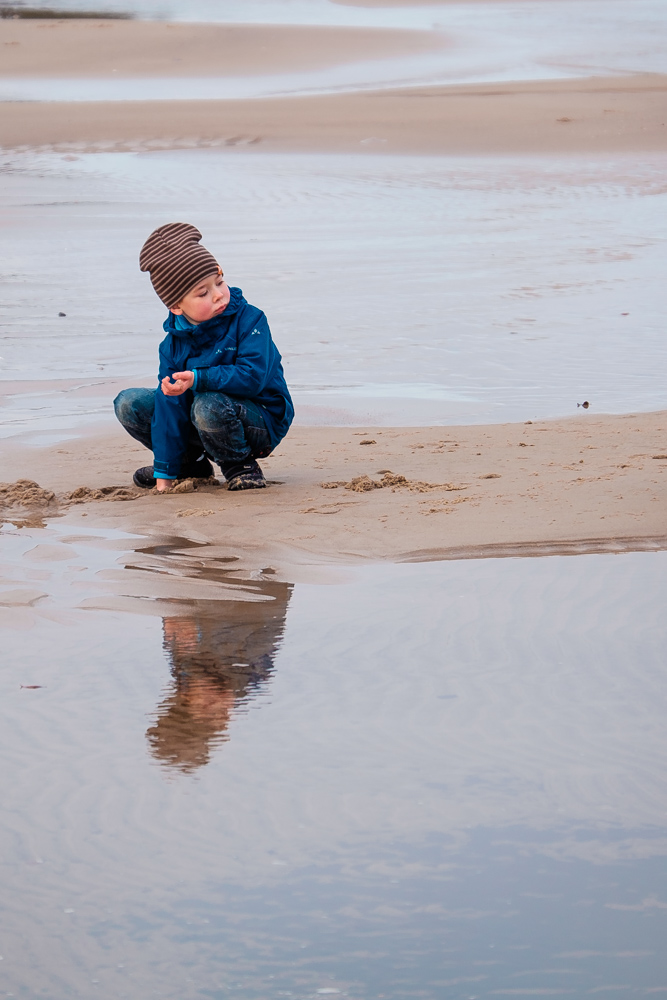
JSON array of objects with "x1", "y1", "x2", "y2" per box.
[{"x1": 58, "y1": 312, "x2": 66, "y2": 317}]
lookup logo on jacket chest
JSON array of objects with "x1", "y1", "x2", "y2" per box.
[{"x1": 189, "y1": 346, "x2": 236, "y2": 365}]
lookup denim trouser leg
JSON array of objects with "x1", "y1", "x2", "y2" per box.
[
  {"x1": 113, "y1": 387, "x2": 156, "y2": 451},
  {"x1": 191, "y1": 393, "x2": 271, "y2": 469},
  {"x1": 113, "y1": 386, "x2": 207, "y2": 465},
  {"x1": 114, "y1": 387, "x2": 271, "y2": 472}
]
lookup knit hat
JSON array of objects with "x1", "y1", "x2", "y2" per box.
[{"x1": 139, "y1": 222, "x2": 222, "y2": 309}]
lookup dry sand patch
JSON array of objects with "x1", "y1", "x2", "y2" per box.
[{"x1": 2, "y1": 412, "x2": 666, "y2": 572}]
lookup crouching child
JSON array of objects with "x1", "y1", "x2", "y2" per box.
[{"x1": 114, "y1": 222, "x2": 294, "y2": 492}]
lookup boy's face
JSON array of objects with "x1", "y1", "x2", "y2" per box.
[{"x1": 171, "y1": 269, "x2": 230, "y2": 325}]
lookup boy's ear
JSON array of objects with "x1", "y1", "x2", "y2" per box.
[{"x1": 170, "y1": 306, "x2": 184, "y2": 316}]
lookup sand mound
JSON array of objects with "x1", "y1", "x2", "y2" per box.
[
  {"x1": 320, "y1": 473, "x2": 469, "y2": 493},
  {"x1": 0, "y1": 480, "x2": 145, "y2": 523},
  {"x1": 0, "y1": 479, "x2": 58, "y2": 527},
  {"x1": 64, "y1": 485, "x2": 140, "y2": 503},
  {"x1": 346, "y1": 474, "x2": 385, "y2": 492},
  {"x1": 0, "y1": 477, "x2": 221, "y2": 518},
  {"x1": 0, "y1": 479, "x2": 56, "y2": 508}
]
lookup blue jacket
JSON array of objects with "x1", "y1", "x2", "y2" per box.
[{"x1": 152, "y1": 286, "x2": 293, "y2": 479}]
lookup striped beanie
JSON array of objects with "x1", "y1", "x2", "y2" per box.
[{"x1": 139, "y1": 222, "x2": 221, "y2": 309}]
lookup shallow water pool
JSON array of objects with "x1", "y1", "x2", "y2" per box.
[
  {"x1": 1, "y1": 149, "x2": 666, "y2": 435},
  {"x1": 1, "y1": 530, "x2": 666, "y2": 997}
]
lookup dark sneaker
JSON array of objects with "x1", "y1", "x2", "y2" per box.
[
  {"x1": 183, "y1": 454, "x2": 214, "y2": 480},
  {"x1": 132, "y1": 454, "x2": 214, "y2": 489},
  {"x1": 223, "y1": 458, "x2": 267, "y2": 491},
  {"x1": 133, "y1": 465, "x2": 158, "y2": 489}
]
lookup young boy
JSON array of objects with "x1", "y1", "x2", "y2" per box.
[{"x1": 114, "y1": 222, "x2": 294, "y2": 492}]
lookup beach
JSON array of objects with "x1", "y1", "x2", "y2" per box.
[
  {"x1": 1, "y1": 11, "x2": 666, "y2": 154},
  {"x1": 2, "y1": 408, "x2": 667, "y2": 580},
  {"x1": 1, "y1": 19, "x2": 665, "y2": 155},
  {"x1": 1, "y1": 2, "x2": 667, "y2": 998}
]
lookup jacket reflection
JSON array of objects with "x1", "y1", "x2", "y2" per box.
[{"x1": 147, "y1": 580, "x2": 292, "y2": 772}]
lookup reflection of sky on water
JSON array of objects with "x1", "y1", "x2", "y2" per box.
[
  {"x1": 6, "y1": 0, "x2": 667, "y2": 44},
  {"x1": 1, "y1": 533, "x2": 666, "y2": 994},
  {"x1": 1, "y1": 150, "x2": 665, "y2": 428}
]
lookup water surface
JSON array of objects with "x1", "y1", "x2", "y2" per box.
[
  {"x1": 1, "y1": 527, "x2": 666, "y2": 997},
  {"x1": 3, "y1": 1, "x2": 667, "y2": 101},
  {"x1": 1, "y1": 149, "x2": 665, "y2": 435}
]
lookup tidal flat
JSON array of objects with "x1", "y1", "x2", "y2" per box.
[{"x1": 1, "y1": 1, "x2": 666, "y2": 995}]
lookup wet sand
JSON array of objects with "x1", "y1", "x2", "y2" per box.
[
  {"x1": 0, "y1": 18, "x2": 442, "y2": 78},
  {"x1": 2, "y1": 74, "x2": 666, "y2": 154},
  {"x1": 0, "y1": 10, "x2": 665, "y2": 154},
  {"x1": 1, "y1": 7, "x2": 667, "y2": 996},
  {"x1": 1, "y1": 149, "x2": 665, "y2": 424},
  {"x1": 0, "y1": 9, "x2": 665, "y2": 565},
  {"x1": 2, "y1": 409, "x2": 666, "y2": 576}
]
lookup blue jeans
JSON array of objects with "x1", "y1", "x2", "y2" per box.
[{"x1": 113, "y1": 388, "x2": 272, "y2": 473}]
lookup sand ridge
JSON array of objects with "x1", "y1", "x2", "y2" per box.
[
  {"x1": 2, "y1": 74, "x2": 665, "y2": 155},
  {"x1": 0, "y1": 19, "x2": 443, "y2": 78},
  {"x1": 0, "y1": 15, "x2": 665, "y2": 156}
]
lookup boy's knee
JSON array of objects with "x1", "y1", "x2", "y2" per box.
[
  {"x1": 191, "y1": 392, "x2": 235, "y2": 431},
  {"x1": 114, "y1": 387, "x2": 154, "y2": 425},
  {"x1": 113, "y1": 388, "x2": 132, "y2": 422}
]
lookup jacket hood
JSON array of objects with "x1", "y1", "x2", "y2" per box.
[{"x1": 163, "y1": 285, "x2": 245, "y2": 338}]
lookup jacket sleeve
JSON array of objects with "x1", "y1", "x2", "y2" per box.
[
  {"x1": 193, "y1": 313, "x2": 276, "y2": 397},
  {"x1": 151, "y1": 340, "x2": 193, "y2": 479}
]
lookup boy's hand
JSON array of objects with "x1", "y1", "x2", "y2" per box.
[
  {"x1": 155, "y1": 478, "x2": 173, "y2": 492},
  {"x1": 161, "y1": 371, "x2": 195, "y2": 396}
]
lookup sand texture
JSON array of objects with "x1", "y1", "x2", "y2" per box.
[
  {"x1": 1, "y1": 10, "x2": 665, "y2": 573},
  {"x1": 0, "y1": 17, "x2": 665, "y2": 155},
  {"x1": 1, "y1": 74, "x2": 665, "y2": 154},
  {"x1": 0, "y1": 19, "x2": 441, "y2": 78},
  {"x1": 2, "y1": 412, "x2": 666, "y2": 575}
]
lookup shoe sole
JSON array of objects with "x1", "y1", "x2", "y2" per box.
[{"x1": 227, "y1": 477, "x2": 267, "y2": 491}]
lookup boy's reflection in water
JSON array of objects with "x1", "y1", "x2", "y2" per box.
[{"x1": 147, "y1": 580, "x2": 292, "y2": 772}]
